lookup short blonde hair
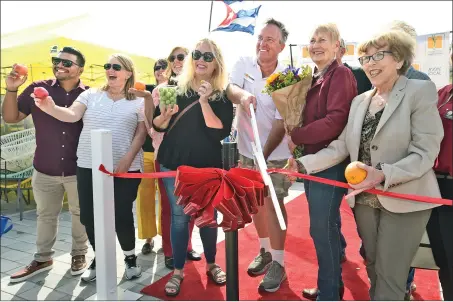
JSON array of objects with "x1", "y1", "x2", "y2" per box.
[
  {"x1": 165, "y1": 46, "x2": 189, "y2": 79},
  {"x1": 311, "y1": 23, "x2": 340, "y2": 43},
  {"x1": 177, "y1": 38, "x2": 228, "y2": 100},
  {"x1": 389, "y1": 20, "x2": 417, "y2": 39},
  {"x1": 358, "y1": 30, "x2": 415, "y2": 75},
  {"x1": 101, "y1": 53, "x2": 136, "y2": 100}
]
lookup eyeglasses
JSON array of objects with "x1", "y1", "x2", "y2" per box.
[
  {"x1": 358, "y1": 51, "x2": 393, "y2": 65},
  {"x1": 169, "y1": 54, "x2": 185, "y2": 63},
  {"x1": 192, "y1": 50, "x2": 215, "y2": 63},
  {"x1": 104, "y1": 63, "x2": 122, "y2": 71},
  {"x1": 52, "y1": 57, "x2": 80, "y2": 68},
  {"x1": 154, "y1": 65, "x2": 167, "y2": 72}
]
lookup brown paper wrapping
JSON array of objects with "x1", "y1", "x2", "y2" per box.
[{"x1": 271, "y1": 75, "x2": 312, "y2": 134}]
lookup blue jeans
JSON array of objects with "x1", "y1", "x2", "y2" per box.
[
  {"x1": 304, "y1": 160, "x2": 348, "y2": 300},
  {"x1": 160, "y1": 165, "x2": 218, "y2": 270},
  {"x1": 337, "y1": 215, "x2": 347, "y2": 258},
  {"x1": 406, "y1": 268, "x2": 415, "y2": 291}
]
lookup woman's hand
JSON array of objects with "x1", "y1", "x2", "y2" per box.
[
  {"x1": 349, "y1": 162, "x2": 385, "y2": 190},
  {"x1": 115, "y1": 155, "x2": 134, "y2": 173},
  {"x1": 159, "y1": 103, "x2": 179, "y2": 120},
  {"x1": 128, "y1": 88, "x2": 152, "y2": 99},
  {"x1": 32, "y1": 93, "x2": 56, "y2": 114},
  {"x1": 284, "y1": 157, "x2": 299, "y2": 183},
  {"x1": 288, "y1": 138, "x2": 297, "y2": 154},
  {"x1": 198, "y1": 80, "x2": 213, "y2": 104}
]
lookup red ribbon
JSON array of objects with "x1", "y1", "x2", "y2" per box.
[
  {"x1": 98, "y1": 164, "x2": 452, "y2": 231},
  {"x1": 267, "y1": 168, "x2": 452, "y2": 206},
  {"x1": 99, "y1": 164, "x2": 267, "y2": 231}
]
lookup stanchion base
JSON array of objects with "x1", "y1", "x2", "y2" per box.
[{"x1": 87, "y1": 289, "x2": 142, "y2": 301}]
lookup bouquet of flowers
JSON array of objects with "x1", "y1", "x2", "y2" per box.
[{"x1": 263, "y1": 65, "x2": 312, "y2": 158}]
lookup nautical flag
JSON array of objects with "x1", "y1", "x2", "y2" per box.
[{"x1": 212, "y1": 0, "x2": 262, "y2": 35}]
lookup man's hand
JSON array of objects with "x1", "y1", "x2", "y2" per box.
[
  {"x1": 240, "y1": 94, "x2": 257, "y2": 117},
  {"x1": 6, "y1": 64, "x2": 28, "y2": 91}
]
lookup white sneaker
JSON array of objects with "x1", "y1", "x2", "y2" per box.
[
  {"x1": 124, "y1": 255, "x2": 142, "y2": 280},
  {"x1": 81, "y1": 258, "x2": 96, "y2": 282}
]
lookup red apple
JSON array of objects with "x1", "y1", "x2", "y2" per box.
[
  {"x1": 34, "y1": 87, "x2": 49, "y2": 99},
  {"x1": 14, "y1": 64, "x2": 28, "y2": 77}
]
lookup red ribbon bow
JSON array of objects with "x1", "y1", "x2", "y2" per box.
[{"x1": 174, "y1": 166, "x2": 266, "y2": 231}]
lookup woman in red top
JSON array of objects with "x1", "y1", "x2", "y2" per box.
[
  {"x1": 426, "y1": 51, "x2": 453, "y2": 301},
  {"x1": 290, "y1": 23, "x2": 357, "y2": 301}
]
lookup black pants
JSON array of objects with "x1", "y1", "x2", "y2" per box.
[
  {"x1": 77, "y1": 167, "x2": 142, "y2": 252},
  {"x1": 426, "y1": 177, "x2": 453, "y2": 301}
]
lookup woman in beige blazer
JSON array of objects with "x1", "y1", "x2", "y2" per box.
[{"x1": 290, "y1": 29, "x2": 444, "y2": 300}]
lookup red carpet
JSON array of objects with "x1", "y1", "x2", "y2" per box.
[{"x1": 141, "y1": 193, "x2": 441, "y2": 300}]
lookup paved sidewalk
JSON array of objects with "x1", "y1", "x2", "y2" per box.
[{"x1": 1, "y1": 183, "x2": 304, "y2": 301}]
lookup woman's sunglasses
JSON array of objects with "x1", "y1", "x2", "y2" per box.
[
  {"x1": 154, "y1": 65, "x2": 167, "y2": 72},
  {"x1": 52, "y1": 57, "x2": 80, "y2": 68},
  {"x1": 192, "y1": 50, "x2": 215, "y2": 63},
  {"x1": 104, "y1": 63, "x2": 122, "y2": 71},
  {"x1": 169, "y1": 54, "x2": 185, "y2": 63}
]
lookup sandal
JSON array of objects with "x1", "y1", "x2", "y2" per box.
[
  {"x1": 165, "y1": 256, "x2": 174, "y2": 270},
  {"x1": 165, "y1": 274, "x2": 184, "y2": 297},
  {"x1": 206, "y1": 264, "x2": 227, "y2": 285}
]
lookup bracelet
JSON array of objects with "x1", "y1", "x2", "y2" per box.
[{"x1": 7, "y1": 89, "x2": 18, "y2": 93}]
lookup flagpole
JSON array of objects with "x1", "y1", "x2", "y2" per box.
[{"x1": 208, "y1": 0, "x2": 214, "y2": 33}]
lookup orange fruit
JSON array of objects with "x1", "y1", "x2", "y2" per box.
[
  {"x1": 345, "y1": 161, "x2": 367, "y2": 185},
  {"x1": 134, "y1": 81, "x2": 146, "y2": 91}
]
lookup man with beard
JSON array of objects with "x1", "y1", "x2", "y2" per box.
[
  {"x1": 226, "y1": 18, "x2": 291, "y2": 293},
  {"x1": 2, "y1": 47, "x2": 89, "y2": 282}
]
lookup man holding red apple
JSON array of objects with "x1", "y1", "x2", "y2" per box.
[{"x1": 2, "y1": 47, "x2": 90, "y2": 282}]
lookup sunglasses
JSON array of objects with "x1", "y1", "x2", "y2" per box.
[
  {"x1": 358, "y1": 51, "x2": 393, "y2": 66},
  {"x1": 104, "y1": 63, "x2": 122, "y2": 71},
  {"x1": 169, "y1": 54, "x2": 185, "y2": 63},
  {"x1": 154, "y1": 65, "x2": 167, "y2": 72},
  {"x1": 192, "y1": 50, "x2": 215, "y2": 63},
  {"x1": 52, "y1": 57, "x2": 79, "y2": 68}
]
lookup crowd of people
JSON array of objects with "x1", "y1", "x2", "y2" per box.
[{"x1": 2, "y1": 17, "x2": 451, "y2": 301}]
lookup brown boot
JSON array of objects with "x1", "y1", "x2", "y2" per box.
[
  {"x1": 10, "y1": 260, "x2": 53, "y2": 283},
  {"x1": 71, "y1": 255, "x2": 87, "y2": 276}
]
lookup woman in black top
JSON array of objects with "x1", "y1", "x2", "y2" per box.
[
  {"x1": 137, "y1": 59, "x2": 168, "y2": 255},
  {"x1": 151, "y1": 38, "x2": 233, "y2": 296},
  {"x1": 153, "y1": 47, "x2": 203, "y2": 269}
]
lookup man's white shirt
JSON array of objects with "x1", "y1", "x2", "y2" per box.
[{"x1": 229, "y1": 56, "x2": 291, "y2": 161}]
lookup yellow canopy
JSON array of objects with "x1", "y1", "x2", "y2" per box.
[{"x1": 1, "y1": 15, "x2": 157, "y2": 94}]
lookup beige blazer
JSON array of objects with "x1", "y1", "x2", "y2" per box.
[{"x1": 300, "y1": 76, "x2": 444, "y2": 213}]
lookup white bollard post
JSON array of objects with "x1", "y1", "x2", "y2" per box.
[{"x1": 91, "y1": 130, "x2": 117, "y2": 300}]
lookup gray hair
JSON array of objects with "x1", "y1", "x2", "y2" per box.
[{"x1": 264, "y1": 18, "x2": 289, "y2": 44}]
